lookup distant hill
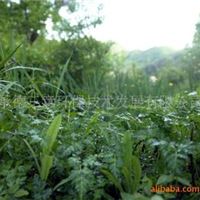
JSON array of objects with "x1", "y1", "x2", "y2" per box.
[{"x1": 125, "y1": 47, "x2": 184, "y2": 74}]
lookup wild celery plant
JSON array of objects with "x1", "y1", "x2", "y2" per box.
[
  {"x1": 24, "y1": 114, "x2": 62, "y2": 181},
  {"x1": 101, "y1": 132, "x2": 147, "y2": 200}
]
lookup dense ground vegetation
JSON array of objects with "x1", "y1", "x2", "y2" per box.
[
  {"x1": 1, "y1": 94, "x2": 200, "y2": 200},
  {"x1": 1, "y1": 0, "x2": 200, "y2": 199}
]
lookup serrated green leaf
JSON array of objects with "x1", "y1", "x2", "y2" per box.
[
  {"x1": 131, "y1": 155, "x2": 142, "y2": 193},
  {"x1": 122, "y1": 132, "x2": 133, "y2": 169}
]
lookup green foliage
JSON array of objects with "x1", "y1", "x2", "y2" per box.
[
  {"x1": 0, "y1": 94, "x2": 200, "y2": 199},
  {"x1": 0, "y1": 0, "x2": 105, "y2": 96},
  {"x1": 23, "y1": 114, "x2": 62, "y2": 182},
  {"x1": 101, "y1": 132, "x2": 143, "y2": 198},
  {"x1": 49, "y1": 36, "x2": 111, "y2": 93},
  {"x1": 0, "y1": 161, "x2": 30, "y2": 199},
  {"x1": 0, "y1": 43, "x2": 22, "y2": 69},
  {"x1": 121, "y1": 133, "x2": 141, "y2": 194},
  {"x1": 0, "y1": 0, "x2": 57, "y2": 43},
  {"x1": 1, "y1": 1, "x2": 200, "y2": 199},
  {"x1": 40, "y1": 114, "x2": 62, "y2": 181}
]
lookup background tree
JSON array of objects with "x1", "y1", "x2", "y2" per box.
[
  {"x1": 184, "y1": 20, "x2": 200, "y2": 91},
  {"x1": 0, "y1": 0, "x2": 59, "y2": 44},
  {"x1": 0, "y1": 0, "x2": 109, "y2": 96}
]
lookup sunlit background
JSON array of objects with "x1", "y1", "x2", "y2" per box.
[{"x1": 88, "y1": 0, "x2": 200, "y2": 50}]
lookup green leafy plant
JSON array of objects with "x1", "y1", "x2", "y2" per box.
[
  {"x1": 101, "y1": 132, "x2": 145, "y2": 199},
  {"x1": 24, "y1": 114, "x2": 62, "y2": 181},
  {"x1": 40, "y1": 114, "x2": 62, "y2": 181}
]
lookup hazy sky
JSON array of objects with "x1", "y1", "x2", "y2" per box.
[{"x1": 89, "y1": 0, "x2": 200, "y2": 50}]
